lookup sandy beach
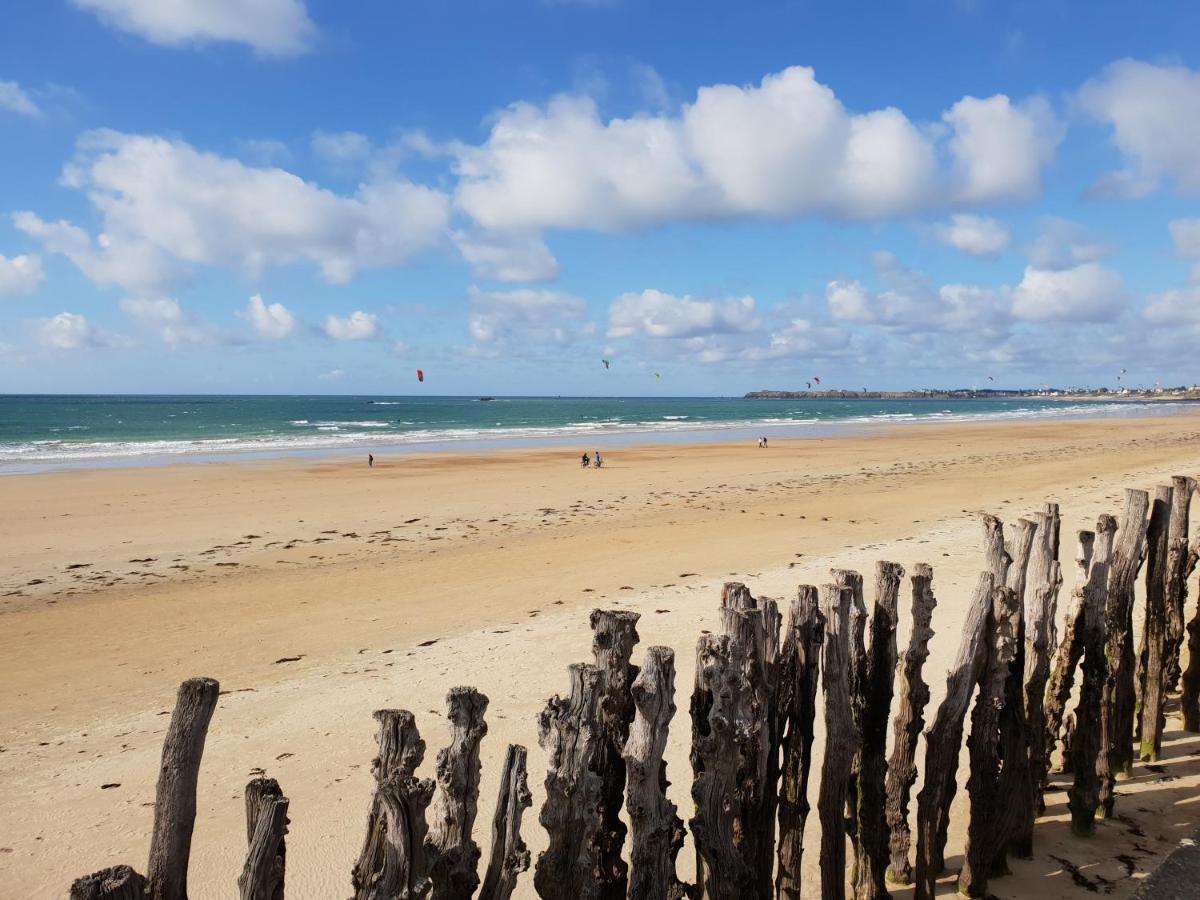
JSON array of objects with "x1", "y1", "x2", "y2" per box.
[{"x1": 4, "y1": 413, "x2": 1200, "y2": 898}]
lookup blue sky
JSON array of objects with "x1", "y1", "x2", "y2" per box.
[{"x1": 2, "y1": 0, "x2": 1199, "y2": 395}]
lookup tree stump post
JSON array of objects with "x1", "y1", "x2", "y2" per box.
[
  {"x1": 1069, "y1": 515, "x2": 1117, "y2": 836},
  {"x1": 623, "y1": 646, "x2": 687, "y2": 900},
  {"x1": 776, "y1": 585, "x2": 825, "y2": 900},
  {"x1": 817, "y1": 582, "x2": 857, "y2": 900},
  {"x1": 1044, "y1": 530, "x2": 1095, "y2": 778},
  {"x1": 852, "y1": 561, "x2": 903, "y2": 900},
  {"x1": 146, "y1": 677, "x2": 220, "y2": 900},
  {"x1": 913, "y1": 571, "x2": 993, "y2": 900},
  {"x1": 427, "y1": 687, "x2": 490, "y2": 900},
  {"x1": 1137, "y1": 487, "x2": 1171, "y2": 762},
  {"x1": 239, "y1": 777, "x2": 287, "y2": 900},
  {"x1": 1098, "y1": 490, "x2": 1150, "y2": 818},
  {"x1": 1164, "y1": 476, "x2": 1196, "y2": 691},
  {"x1": 71, "y1": 866, "x2": 149, "y2": 900},
  {"x1": 884, "y1": 563, "x2": 936, "y2": 887},
  {"x1": 1182, "y1": 535, "x2": 1200, "y2": 731},
  {"x1": 478, "y1": 744, "x2": 531, "y2": 900},
  {"x1": 831, "y1": 568, "x2": 866, "y2": 855},
  {"x1": 352, "y1": 709, "x2": 435, "y2": 900}
]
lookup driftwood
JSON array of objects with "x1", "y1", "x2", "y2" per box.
[
  {"x1": 427, "y1": 687, "x2": 490, "y2": 900},
  {"x1": 146, "y1": 677, "x2": 220, "y2": 900},
  {"x1": 851, "y1": 561, "x2": 903, "y2": 900},
  {"x1": 1164, "y1": 476, "x2": 1197, "y2": 691},
  {"x1": 352, "y1": 709, "x2": 435, "y2": 900},
  {"x1": 776, "y1": 585, "x2": 824, "y2": 899},
  {"x1": 535, "y1": 663, "x2": 605, "y2": 900},
  {"x1": 1021, "y1": 504, "x2": 1062, "y2": 845},
  {"x1": 1069, "y1": 515, "x2": 1117, "y2": 835},
  {"x1": 1098, "y1": 490, "x2": 1150, "y2": 818},
  {"x1": 1044, "y1": 531, "x2": 1095, "y2": 778},
  {"x1": 831, "y1": 568, "x2": 866, "y2": 853},
  {"x1": 71, "y1": 866, "x2": 149, "y2": 900},
  {"x1": 817, "y1": 582, "x2": 857, "y2": 900},
  {"x1": 239, "y1": 779, "x2": 289, "y2": 900},
  {"x1": 478, "y1": 745, "x2": 531, "y2": 900},
  {"x1": 623, "y1": 646, "x2": 687, "y2": 900},
  {"x1": 913, "y1": 571, "x2": 993, "y2": 900},
  {"x1": 884, "y1": 564, "x2": 936, "y2": 886}
]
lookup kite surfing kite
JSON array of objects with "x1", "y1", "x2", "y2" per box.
[
  {"x1": 602, "y1": 359, "x2": 611, "y2": 369},
  {"x1": 806, "y1": 381, "x2": 812, "y2": 389},
  {"x1": 655, "y1": 372, "x2": 661, "y2": 381},
  {"x1": 416, "y1": 369, "x2": 424, "y2": 383},
  {"x1": 813, "y1": 376, "x2": 821, "y2": 385}
]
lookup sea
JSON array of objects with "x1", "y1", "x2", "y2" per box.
[{"x1": 0, "y1": 394, "x2": 1185, "y2": 474}]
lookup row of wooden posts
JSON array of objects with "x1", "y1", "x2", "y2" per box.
[{"x1": 71, "y1": 476, "x2": 1200, "y2": 900}]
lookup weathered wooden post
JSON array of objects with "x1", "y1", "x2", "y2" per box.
[
  {"x1": 71, "y1": 867, "x2": 149, "y2": 900},
  {"x1": 831, "y1": 568, "x2": 866, "y2": 853},
  {"x1": 352, "y1": 709, "x2": 435, "y2": 900},
  {"x1": 852, "y1": 562, "x2": 903, "y2": 900},
  {"x1": 1164, "y1": 476, "x2": 1196, "y2": 691},
  {"x1": 818, "y1": 582, "x2": 856, "y2": 900},
  {"x1": 146, "y1": 677, "x2": 220, "y2": 900},
  {"x1": 427, "y1": 687, "x2": 489, "y2": 900},
  {"x1": 535, "y1": 663, "x2": 605, "y2": 900},
  {"x1": 623, "y1": 646, "x2": 687, "y2": 900},
  {"x1": 1182, "y1": 539, "x2": 1200, "y2": 731},
  {"x1": 884, "y1": 564, "x2": 936, "y2": 887},
  {"x1": 1098, "y1": 490, "x2": 1149, "y2": 818},
  {"x1": 478, "y1": 744, "x2": 531, "y2": 900},
  {"x1": 239, "y1": 778, "x2": 288, "y2": 900},
  {"x1": 1137, "y1": 488, "x2": 1171, "y2": 761},
  {"x1": 1069, "y1": 515, "x2": 1117, "y2": 836},
  {"x1": 1043, "y1": 530, "x2": 1095, "y2": 779},
  {"x1": 776, "y1": 585, "x2": 824, "y2": 900},
  {"x1": 913, "y1": 571, "x2": 993, "y2": 900}
]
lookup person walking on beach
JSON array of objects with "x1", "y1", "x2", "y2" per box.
[
  {"x1": 581, "y1": 452, "x2": 590, "y2": 468},
  {"x1": 594, "y1": 450, "x2": 603, "y2": 468},
  {"x1": 762, "y1": 436, "x2": 768, "y2": 449},
  {"x1": 368, "y1": 453, "x2": 374, "y2": 468}
]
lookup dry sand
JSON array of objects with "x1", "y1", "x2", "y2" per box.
[{"x1": 3, "y1": 414, "x2": 1200, "y2": 898}]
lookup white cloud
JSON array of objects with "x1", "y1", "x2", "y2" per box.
[
  {"x1": 0, "y1": 80, "x2": 41, "y2": 117},
  {"x1": 318, "y1": 368, "x2": 345, "y2": 381},
  {"x1": 607, "y1": 289, "x2": 758, "y2": 339},
  {"x1": 17, "y1": 131, "x2": 450, "y2": 293},
  {"x1": 324, "y1": 310, "x2": 378, "y2": 341},
  {"x1": 453, "y1": 231, "x2": 560, "y2": 283},
  {"x1": 0, "y1": 254, "x2": 45, "y2": 297},
  {"x1": 311, "y1": 130, "x2": 372, "y2": 163},
  {"x1": 454, "y1": 66, "x2": 1059, "y2": 233},
  {"x1": 1078, "y1": 59, "x2": 1200, "y2": 197},
  {"x1": 467, "y1": 286, "x2": 588, "y2": 352},
  {"x1": 241, "y1": 293, "x2": 297, "y2": 339},
  {"x1": 1169, "y1": 219, "x2": 1200, "y2": 259},
  {"x1": 37, "y1": 312, "x2": 119, "y2": 350},
  {"x1": 1027, "y1": 216, "x2": 1113, "y2": 271},
  {"x1": 120, "y1": 296, "x2": 213, "y2": 346},
  {"x1": 1011, "y1": 263, "x2": 1126, "y2": 322},
  {"x1": 740, "y1": 318, "x2": 853, "y2": 362},
  {"x1": 1145, "y1": 285, "x2": 1200, "y2": 325},
  {"x1": 932, "y1": 214, "x2": 1009, "y2": 257},
  {"x1": 72, "y1": 0, "x2": 316, "y2": 56}
]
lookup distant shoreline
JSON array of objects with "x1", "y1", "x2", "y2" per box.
[{"x1": 745, "y1": 389, "x2": 1200, "y2": 401}]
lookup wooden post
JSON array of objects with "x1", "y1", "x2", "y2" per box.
[
  {"x1": 623, "y1": 646, "x2": 687, "y2": 900},
  {"x1": 776, "y1": 585, "x2": 824, "y2": 900},
  {"x1": 817, "y1": 582, "x2": 857, "y2": 900},
  {"x1": 884, "y1": 564, "x2": 936, "y2": 887},
  {"x1": 478, "y1": 745, "x2": 531, "y2": 900},
  {"x1": 352, "y1": 709, "x2": 435, "y2": 900},
  {"x1": 71, "y1": 867, "x2": 148, "y2": 900},
  {"x1": 535, "y1": 663, "x2": 605, "y2": 900},
  {"x1": 1182, "y1": 536, "x2": 1200, "y2": 731},
  {"x1": 1017, "y1": 503, "x2": 1062, "y2": 856},
  {"x1": 831, "y1": 568, "x2": 866, "y2": 854},
  {"x1": 427, "y1": 687, "x2": 490, "y2": 900},
  {"x1": 1068, "y1": 515, "x2": 1117, "y2": 836},
  {"x1": 1098, "y1": 489, "x2": 1150, "y2": 818},
  {"x1": 146, "y1": 677, "x2": 220, "y2": 900},
  {"x1": 1164, "y1": 476, "x2": 1196, "y2": 691},
  {"x1": 1137, "y1": 488, "x2": 1171, "y2": 762},
  {"x1": 239, "y1": 781, "x2": 289, "y2": 900},
  {"x1": 852, "y1": 561, "x2": 903, "y2": 900},
  {"x1": 1043, "y1": 530, "x2": 1095, "y2": 779},
  {"x1": 913, "y1": 571, "x2": 993, "y2": 900}
]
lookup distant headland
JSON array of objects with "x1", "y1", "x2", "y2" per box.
[{"x1": 745, "y1": 387, "x2": 1200, "y2": 401}]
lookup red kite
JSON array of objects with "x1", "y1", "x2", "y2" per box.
[{"x1": 416, "y1": 369, "x2": 424, "y2": 383}]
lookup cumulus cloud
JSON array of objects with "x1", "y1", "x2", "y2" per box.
[
  {"x1": 120, "y1": 296, "x2": 214, "y2": 346},
  {"x1": 932, "y1": 214, "x2": 1009, "y2": 257},
  {"x1": 1027, "y1": 216, "x2": 1113, "y2": 270},
  {"x1": 311, "y1": 130, "x2": 372, "y2": 163},
  {"x1": 467, "y1": 286, "x2": 589, "y2": 352},
  {"x1": 1169, "y1": 219, "x2": 1200, "y2": 259},
  {"x1": 37, "y1": 312, "x2": 120, "y2": 350},
  {"x1": 1078, "y1": 59, "x2": 1200, "y2": 198},
  {"x1": 16, "y1": 131, "x2": 450, "y2": 294},
  {"x1": 241, "y1": 293, "x2": 297, "y2": 339},
  {"x1": 0, "y1": 80, "x2": 41, "y2": 117},
  {"x1": 0, "y1": 254, "x2": 45, "y2": 297},
  {"x1": 454, "y1": 66, "x2": 1059, "y2": 234},
  {"x1": 324, "y1": 310, "x2": 378, "y2": 341},
  {"x1": 1145, "y1": 285, "x2": 1200, "y2": 325},
  {"x1": 71, "y1": 0, "x2": 316, "y2": 56},
  {"x1": 453, "y1": 231, "x2": 561, "y2": 283},
  {"x1": 608, "y1": 289, "x2": 757, "y2": 339},
  {"x1": 1011, "y1": 263, "x2": 1127, "y2": 322}
]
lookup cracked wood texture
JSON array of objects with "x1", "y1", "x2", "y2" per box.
[
  {"x1": 817, "y1": 582, "x2": 857, "y2": 900},
  {"x1": 427, "y1": 687, "x2": 490, "y2": 900},
  {"x1": 478, "y1": 744, "x2": 531, "y2": 900},
  {"x1": 1098, "y1": 489, "x2": 1150, "y2": 818},
  {"x1": 1165, "y1": 476, "x2": 1197, "y2": 692},
  {"x1": 352, "y1": 709, "x2": 434, "y2": 900},
  {"x1": 776, "y1": 585, "x2": 825, "y2": 900},
  {"x1": 146, "y1": 677, "x2": 220, "y2": 900},
  {"x1": 623, "y1": 646, "x2": 688, "y2": 900},
  {"x1": 1044, "y1": 530, "x2": 1095, "y2": 784},
  {"x1": 239, "y1": 778, "x2": 287, "y2": 900},
  {"x1": 1182, "y1": 533, "x2": 1200, "y2": 731},
  {"x1": 71, "y1": 866, "x2": 148, "y2": 900},
  {"x1": 884, "y1": 563, "x2": 936, "y2": 887},
  {"x1": 1137, "y1": 487, "x2": 1171, "y2": 762},
  {"x1": 831, "y1": 568, "x2": 866, "y2": 857},
  {"x1": 851, "y1": 561, "x2": 903, "y2": 900},
  {"x1": 913, "y1": 571, "x2": 993, "y2": 900}
]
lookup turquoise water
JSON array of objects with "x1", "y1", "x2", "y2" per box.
[{"x1": 0, "y1": 394, "x2": 1183, "y2": 472}]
